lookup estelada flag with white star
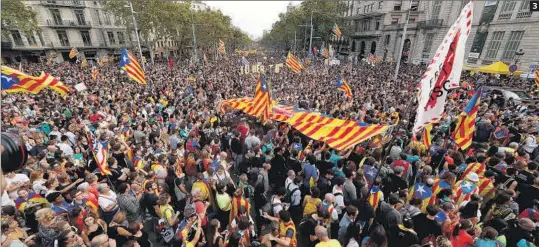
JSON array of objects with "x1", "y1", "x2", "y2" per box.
[{"x1": 120, "y1": 48, "x2": 146, "y2": 85}]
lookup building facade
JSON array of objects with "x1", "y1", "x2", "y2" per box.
[
  {"x1": 2, "y1": 0, "x2": 137, "y2": 64},
  {"x1": 343, "y1": 0, "x2": 538, "y2": 73}
]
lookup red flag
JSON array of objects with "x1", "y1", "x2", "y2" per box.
[{"x1": 168, "y1": 58, "x2": 173, "y2": 69}]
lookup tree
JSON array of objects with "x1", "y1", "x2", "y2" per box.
[
  {"x1": 1, "y1": 0, "x2": 40, "y2": 40},
  {"x1": 261, "y1": 0, "x2": 350, "y2": 54},
  {"x1": 104, "y1": 0, "x2": 190, "y2": 63}
]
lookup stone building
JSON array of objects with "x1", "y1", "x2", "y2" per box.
[{"x1": 342, "y1": 0, "x2": 538, "y2": 73}]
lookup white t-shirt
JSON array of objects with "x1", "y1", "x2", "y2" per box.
[
  {"x1": 332, "y1": 186, "x2": 345, "y2": 215},
  {"x1": 5, "y1": 174, "x2": 30, "y2": 199},
  {"x1": 2, "y1": 192, "x2": 15, "y2": 207},
  {"x1": 57, "y1": 143, "x2": 74, "y2": 156},
  {"x1": 272, "y1": 197, "x2": 284, "y2": 216},
  {"x1": 98, "y1": 192, "x2": 117, "y2": 209},
  {"x1": 33, "y1": 179, "x2": 48, "y2": 195}
]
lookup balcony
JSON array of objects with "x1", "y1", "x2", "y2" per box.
[
  {"x1": 516, "y1": 11, "x2": 532, "y2": 19},
  {"x1": 347, "y1": 11, "x2": 385, "y2": 20},
  {"x1": 498, "y1": 12, "x2": 513, "y2": 20},
  {"x1": 352, "y1": 30, "x2": 382, "y2": 38},
  {"x1": 417, "y1": 19, "x2": 443, "y2": 29},
  {"x1": 46, "y1": 19, "x2": 91, "y2": 28},
  {"x1": 41, "y1": 0, "x2": 85, "y2": 7}
]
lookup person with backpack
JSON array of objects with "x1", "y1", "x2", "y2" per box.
[
  {"x1": 303, "y1": 187, "x2": 322, "y2": 217},
  {"x1": 331, "y1": 176, "x2": 346, "y2": 239},
  {"x1": 287, "y1": 176, "x2": 302, "y2": 225}
]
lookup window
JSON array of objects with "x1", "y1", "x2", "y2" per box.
[
  {"x1": 104, "y1": 14, "x2": 112, "y2": 25},
  {"x1": 356, "y1": 8, "x2": 360, "y2": 15},
  {"x1": 27, "y1": 33, "x2": 37, "y2": 45},
  {"x1": 384, "y1": 34, "x2": 391, "y2": 45},
  {"x1": 37, "y1": 31, "x2": 45, "y2": 46},
  {"x1": 375, "y1": 20, "x2": 380, "y2": 30},
  {"x1": 411, "y1": 1, "x2": 419, "y2": 11},
  {"x1": 394, "y1": 1, "x2": 402, "y2": 10},
  {"x1": 74, "y1": 9, "x2": 86, "y2": 25},
  {"x1": 73, "y1": 0, "x2": 81, "y2": 5},
  {"x1": 51, "y1": 9, "x2": 62, "y2": 25},
  {"x1": 354, "y1": 20, "x2": 360, "y2": 32},
  {"x1": 117, "y1": 32, "x2": 125, "y2": 45},
  {"x1": 432, "y1": 0, "x2": 442, "y2": 19},
  {"x1": 56, "y1": 30, "x2": 69, "y2": 46},
  {"x1": 422, "y1": 33, "x2": 435, "y2": 57},
  {"x1": 93, "y1": 10, "x2": 102, "y2": 25},
  {"x1": 520, "y1": 0, "x2": 530, "y2": 10},
  {"x1": 391, "y1": 18, "x2": 399, "y2": 24},
  {"x1": 11, "y1": 30, "x2": 24, "y2": 46},
  {"x1": 501, "y1": 31, "x2": 524, "y2": 60},
  {"x1": 80, "y1": 31, "x2": 91, "y2": 46},
  {"x1": 409, "y1": 18, "x2": 416, "y2": 23},
  {"x1": 485, "y1": 31, "x2": 505, "y2": 59},
  {"x1": 499, "y1": 1, "x2": 516, "y2": 19},
  {"x1": 107, "y1": 32, "x2": 116, "y2": 44},
  {"x1": 379, "y1": 1, "x2": 383, "y2": 9}
]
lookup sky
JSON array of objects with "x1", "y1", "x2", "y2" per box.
[{"x1": 204, "y1": 1, "x2": 299, "y2": 40}]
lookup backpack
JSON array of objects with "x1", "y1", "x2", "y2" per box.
[
  {"x1": 284, "y1": 183, "x2": 300, "y2": 204},
  {"x1": 184, "y1": 197, "x2": 199, "y2": 218}
]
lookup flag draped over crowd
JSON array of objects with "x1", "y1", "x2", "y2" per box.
[
  {"x1": 120, "y1": 48, "x2": 146, "y2": 85},
  {"x1": 220, "y1": 96, "x2": 396, "y2": 150},
  {"x1": 413, "y1": 2, "x2": 473, "y2": 134}
]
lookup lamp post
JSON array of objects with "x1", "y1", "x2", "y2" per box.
[
  {"x1": 128, "y1": 0, "x2": 144, "y2": 71},
  {"x1": 514, "y1": 49, "x2": 525, "y2": 65}
]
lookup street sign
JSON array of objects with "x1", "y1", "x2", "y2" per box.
[{"x1": 509, "y1": 64, "x2": 518, "y2": 73}]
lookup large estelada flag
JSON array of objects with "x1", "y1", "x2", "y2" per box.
[
  {"x1": 2, "y1": 66, "x2": 69, "y2": 98},
  {"x1": 286, "y1": 52, "x2": 302, "y2": 73},
  {"x1": 535, "y1": 64, "x2": 539, "y2": 87},
  {"x1": 453, "y1": 88, "x2": 482, "y2": 150},
  {"x1": 120, "y1": 48, "x2": 146, "y2": 84},
  {"x1": 413, "y1": 2, "x2": 473, "y2": 133}
]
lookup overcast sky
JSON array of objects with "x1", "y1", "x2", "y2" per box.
[{"x1": 204, "y1": 1, "x2": 299, "y2": 40}]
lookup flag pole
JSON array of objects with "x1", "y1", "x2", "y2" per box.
[
  {"x1": 393, "y1": 0, "x2": 412, "y2": 81},
  {"x1": 129, "y1": 0, "x2": 144, "y2": 71}
]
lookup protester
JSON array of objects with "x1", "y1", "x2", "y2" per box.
[{"x1": 1, "y1": 55, "x2": 538, "y2": 247}]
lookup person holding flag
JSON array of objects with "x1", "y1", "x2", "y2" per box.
[{"x1": 336, "y1": 75, "x2": 352, "y2": 99}]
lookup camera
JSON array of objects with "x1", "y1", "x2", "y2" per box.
[{"x1": 1, "y1": 131, "x2": 28, "y2": 173}]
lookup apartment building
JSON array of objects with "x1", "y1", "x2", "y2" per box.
[
  {"x1": 343, "y1": 0, "x2": 538, "y2": 73},
  {"x1": 2, "y1": 0, "x2": 138, "y2": 64}
]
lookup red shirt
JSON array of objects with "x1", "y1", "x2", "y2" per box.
[
  {"x1": 194, "y1": 201, "x2": 207, "y2": 226},
  {"x1": 237, "y1": 124, "x2": 249, "y2": 139},
  {"x1": 450, "y1": 230, "x2": 474, "y2": 247}
]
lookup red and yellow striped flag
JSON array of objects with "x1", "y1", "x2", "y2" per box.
[
  {"x1": 2, "y1": 66, "x2": 69, "y2": 98},
  {"x1": 69, "y1": 47, "x2": 79, "y2": 59},
  {"x1": 120, "y1": 48, "x2": 146, "y2": 84},
  {"x1": 91, "y1": 69, "x2": 99, "y2": 80},
  {"x1": 453, "y1": 89, "x2": 482, "y2": 150},
  {"x1": 535, "y1": 65, "x2": 539, "y2": 87},
  {"x1": 80, "y1": 58, "x2": 88, "y2": 68},
  {"x1": 37, "y1": 72, "x2": 70, "y2": 98},
  {"x1": 218, "y1": 39, "x2": 226, "y2": 55},
  {"x1": 245, "y1": 75, "x2": 271, "y2": 124},
  {"x1": 286, "y1": 52, "x2": 302, "y2": 73}
]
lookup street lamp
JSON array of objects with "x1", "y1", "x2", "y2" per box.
[{"x1": 514, "y1": 49, "x2": 525, "y2": 65}]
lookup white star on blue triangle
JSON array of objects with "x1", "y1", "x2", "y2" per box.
[
  {"x1": 120, "y1": 48, "x2": 130, "y2": 68},
  {"x1": 260, "y1": 76, "x2": 268, "y2": 92},
  {"x1": 1, "y1": 74, "x2": 19, "y2": 90}
]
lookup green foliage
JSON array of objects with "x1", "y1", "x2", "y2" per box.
[
  {"x1": 261, "y1": 0, "x2": 350, "y2": 50},
  {"x1": 1, "y1": 0, "x2": 40, "y2": 40}
]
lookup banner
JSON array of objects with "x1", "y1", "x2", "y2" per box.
[
  {"x1": 413, "y1": 2, "x2": 473, "y2": 133},
  {"x1": 239, "y1": 63, "x2": 284, "y2": 75}
]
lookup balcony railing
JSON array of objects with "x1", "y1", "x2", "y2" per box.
[
  {"x1": 352, "y1": 30, "x2": 382, "y2": 37},
  {"x1": 516, "y1": 11, "x2": 532, "y2": 19},
  {"x1": 417, "y1": 19, "x2": 443, "y2": 29},
  {"x1": 41, "y1": 0, "x2": 85, "y2": 7},
  {"x1": 498, "y1": 12, "x2": 513, "y2": 20},
  {"x1": 46, "y1": 19, "x2": 90, "y2": 28}
]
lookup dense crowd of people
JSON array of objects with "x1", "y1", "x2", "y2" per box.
[{"x1": 1, "y1": 53, "x2": 538, "y2": 247}]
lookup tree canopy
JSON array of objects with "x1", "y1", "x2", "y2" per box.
[
  {"x1": 1, "y1": 0, "x2": 40, "y2": 40},
  {"x1": 261, "y1": 0, "x2": 350, "y2": 53},
  {"x1": 104, "y1": 0, "x2": 251, "y2": 61}
]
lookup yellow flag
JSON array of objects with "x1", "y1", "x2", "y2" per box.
[{"x1": 81, "y1": 58, "x2": 88, "y2": 68}]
